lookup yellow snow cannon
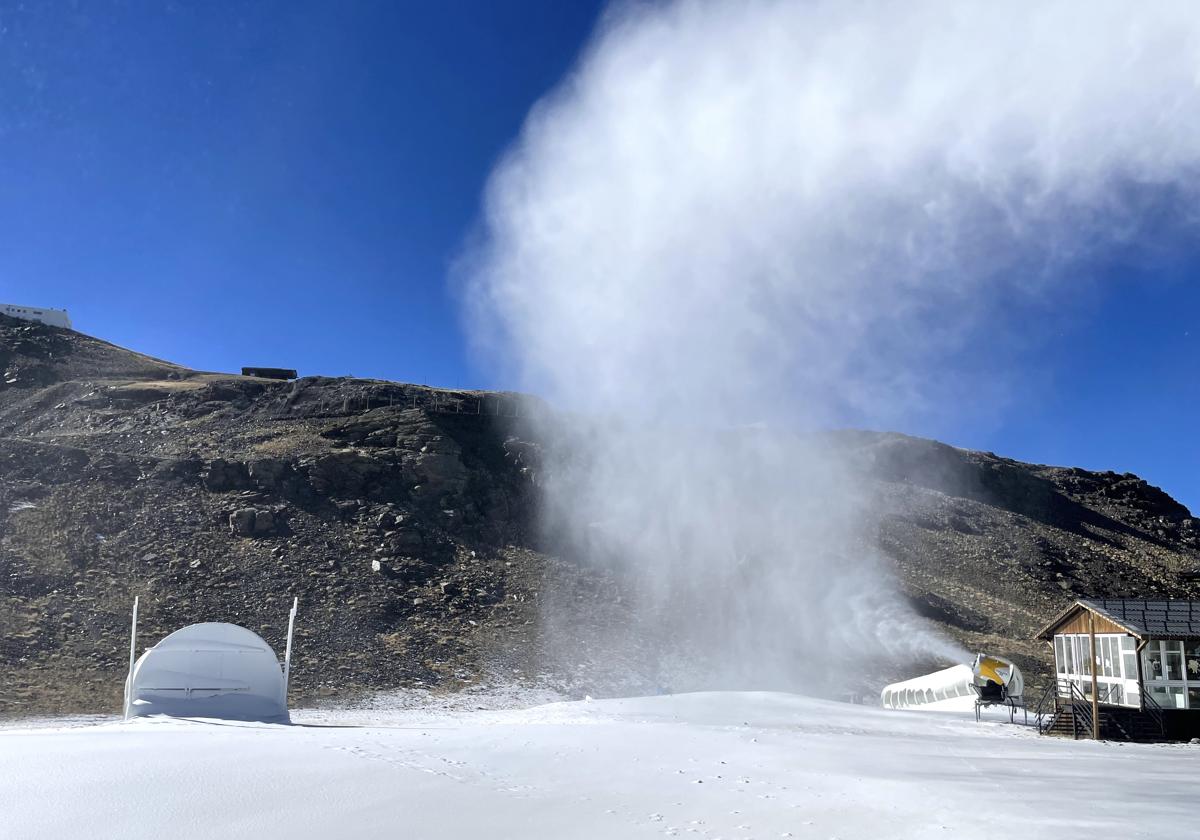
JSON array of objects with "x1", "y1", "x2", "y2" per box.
[{"x1": 880, "y1": 653, "x2": 1024, "y2": 713}]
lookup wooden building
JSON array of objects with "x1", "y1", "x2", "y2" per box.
[{"x1": 1035, "y1": 598, "x2": 1200, "y2": 740}]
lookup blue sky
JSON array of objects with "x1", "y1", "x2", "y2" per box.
[
  {"x1": 1, "y1": 1, "x2": 1196, "y2": 511},
  {"x1": 1, "y1": 1, "x2": 602, "y2": 384}
]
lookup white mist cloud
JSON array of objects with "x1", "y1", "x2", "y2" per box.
[{"x1": 463, "y1": 0, "x2": 1200, "y2": 690}]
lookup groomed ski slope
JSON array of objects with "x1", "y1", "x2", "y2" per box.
[{"x1": 0, "y1": 692, "x2": 1193, "y2": 839}]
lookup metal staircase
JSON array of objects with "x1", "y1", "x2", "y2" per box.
[{"x1": 1035, "y1": 679, "x2": 1166, "y2": 741}]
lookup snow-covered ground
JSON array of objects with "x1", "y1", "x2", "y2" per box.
[{"x1": 1, "y1": 692, "x2": 1194, "y2": 839}]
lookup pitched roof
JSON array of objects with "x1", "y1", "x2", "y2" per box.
[{"x1": 1036, "y1": 598, "x2": 1200, "y2": 640}]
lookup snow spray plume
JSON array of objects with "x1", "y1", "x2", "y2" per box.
[{"x1": 463, "y1": 0, "x2": 1200, "y2": 691}]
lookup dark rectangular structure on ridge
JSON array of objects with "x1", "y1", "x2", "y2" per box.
[{"x1": 241, "y1": 367, "x2": 298, "y2": 381}]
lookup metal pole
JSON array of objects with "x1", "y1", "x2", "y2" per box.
[
  {"x1": 1090, "y1": 611, "x2": 1100, "y2": 740},
  {"x1": 124, "y1": 596, "x2": 139, "y2": 720},
  {"x1": 282, "y1": 597, "x2": 298, "y2": 706},
  {"x1": 1135, "y1": 638, "x2": 1149, "y2": 710}
]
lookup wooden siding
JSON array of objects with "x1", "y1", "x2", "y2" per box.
[{"x1": 1053, "y1": 608, "x2": 1129, "y2": 637}]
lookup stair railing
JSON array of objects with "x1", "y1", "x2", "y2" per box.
[
  {"x1": 1038, "y1": 679, "x2": 1167, "y2": 741},
  {"x1": 1065, "y1": 681, "x2": 1095, "y2": 739},
  {"x1": 1035, "y1": 678, "x2": 1084, "y2": 736},
  {"x1": 1139, "y1": 687, "x2": 1166, "y2": 738},
  {"x1": 1033, "y1": 679, "x2": 1062, "y2": 734}
]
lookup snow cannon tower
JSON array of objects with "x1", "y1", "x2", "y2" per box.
[
  {"x1": 122, "y1": 598, "x2": 299, "y2": 723},
  {"x1": 880, "y1": 653, "x2": 1024, "y2": 716}
]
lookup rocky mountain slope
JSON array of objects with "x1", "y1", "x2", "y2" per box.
[
  {"x1": 1, "y1": 314, "x2": 1197, "y2": 714},
  {"x1": 834, "y1": 430, "x2": 1200, "y2": 687}
]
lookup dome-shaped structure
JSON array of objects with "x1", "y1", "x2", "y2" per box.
[{"x1": 126, "y1": 622, "x2": 289, "y2": 722}]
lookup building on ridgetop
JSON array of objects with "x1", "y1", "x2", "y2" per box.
[
  {"x1": 0, "y1": 303, "x2": 72, "y2": 329},
  {"x1": 241, "y1": 367, "x2": 298, "y2": 381},
  {"x1": 1035, "y1": 598, "x2": 1200, "y2": 741}
]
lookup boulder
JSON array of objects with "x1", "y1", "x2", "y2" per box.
[
  {"x1": 149, "y1": 458, "x2": 203, "y2": 484},
  {"x1": 228, "y1": 508, "x2": 280, "y2": 537},
  {"x1": 248, "y1": 458, "x2": 292, "y2": 490},
  {"x1": 253, "y1": 510, "x2": 276, "y2": 534},
  {"x1": 304, "y1": 450, "x2": 390, "y2": 498},
  {"x1": 204, "y1": 458, "x2": 252, "y2": 492},
  {"x1": 229, "y1": 508, "x2": 257, "y2": 537}
]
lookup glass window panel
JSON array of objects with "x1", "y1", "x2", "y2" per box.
[
  {"x1": 1103, "y1": 638, "x2": 1115, "y2": 677},
  {"x1": 1125, "y1": 683, "x2": 1140, "y2": 707},
  {"x1": 1186, "y1": 642, "x2": 1200, "y2": 681},
  {"x1": 1105, "y1": 683, "x2": 1123, "y2": 705},
  {"x1": 1122, "y1": 652, "x2": 1136, "y2": 679},
  {"x1": 1055, "y1": 637, "x2": 1066, "y2": 674},
  {"x1": 1165, "y1": 643, "x2": 1184, "y2": 681},
  {"x1": 1188, "y1": 687, "x2": 1200, "y2": 710},
  {"x1": 1146, "y1": 644, "x2": 1164, "y2": 681},
  {"x1": 1120, "y1": 635, "x2": 1135, "y2": 653},
  {"x1": 1064, "y1": 637, "x2": 1074, "y2": 673},
  {"x1": 1142, "y1": 686, "x2": 1180, "y2": 705}
]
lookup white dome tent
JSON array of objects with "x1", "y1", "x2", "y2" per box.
[{"x1": 123, "y1": 597, "x2": 298, "y2": 723}]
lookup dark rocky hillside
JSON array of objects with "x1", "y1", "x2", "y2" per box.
[
  {"x1": 834, "y1": 430, "x2": 1200, "y2": 688},
  {"x1": 1, "y1": 314, "x2": 1197, "y2": 714}
]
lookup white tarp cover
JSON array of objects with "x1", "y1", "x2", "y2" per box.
[
  {"x1": 880, "y1": 654, "x2": 1024, "y2": 711},
  {"x1": 126, "y1": 622, "x2": 287, "y2": 722}
]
